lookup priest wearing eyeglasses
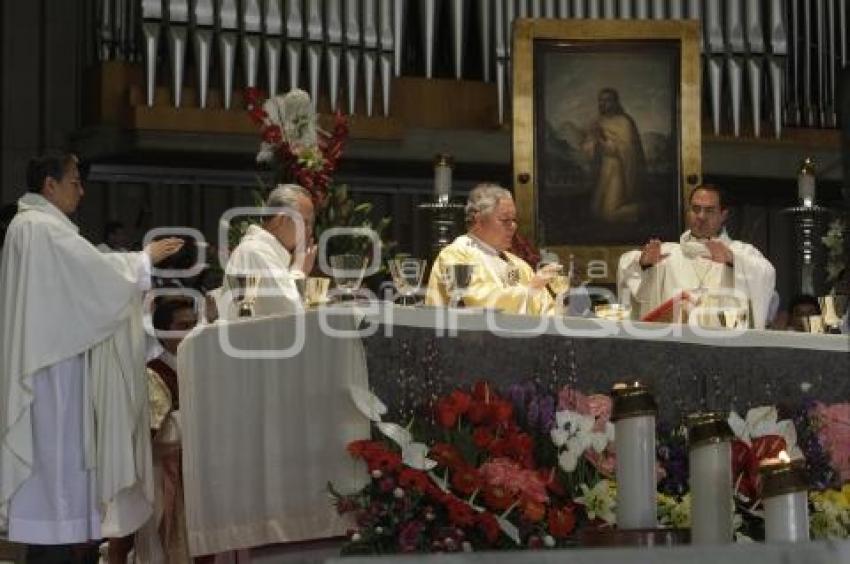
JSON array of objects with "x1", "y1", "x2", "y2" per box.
[
  {"x1": 617, "y1": 184, "x2": 776, "y2": 328},
  {"x1": 425, "y1": 184, "x2": 558, "y2": 315}
]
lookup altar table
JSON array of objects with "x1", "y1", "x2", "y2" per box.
[{"x1": 178, "y1": 305, "x2": 849, "y2": 555}]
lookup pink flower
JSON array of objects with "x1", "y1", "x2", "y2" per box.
[
  {"x1": 558, "y1": 387, "x2": 612, "y2": 434},
  {"x1": 814, "y1": 402, "x2": 850, "y2": 481},
  {"x1": 479, "y1": 458, "x2": 549, "y2": 504}
]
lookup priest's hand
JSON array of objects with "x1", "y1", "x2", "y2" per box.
[
  {"x1": 639, "y1": 239, "x2": 669, "y2": 268},
  {"x1": 145, "y1": 237, "x2": 185, "y2": 264},
  {"x1": 293, "y1": 242, "x2": 317, "y2": 275},
  {"x1": 529, "y1": 263, "x2": 561, "y2": 290},
  {"x1": 704, "y1": 240, "x2": 734, "y2": 266}
]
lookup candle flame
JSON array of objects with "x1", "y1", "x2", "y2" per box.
[{"x1": 778, "y1": 450, "x2": 791, "y2": 463}]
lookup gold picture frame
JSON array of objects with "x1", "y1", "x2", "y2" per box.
[{"x1": 512, "y1": 19, "x2": 701, "y2": 283}]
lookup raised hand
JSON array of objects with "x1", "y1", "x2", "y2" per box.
[
  {"x1": 145, "y1": 237, "x2": 184, "y2": 265},
  {"x1": 704, "y1": 239, "x2": 734, "y2": 266},
  {"x1": 639, "y1": 239, "x2": 669, "y2": 268}
]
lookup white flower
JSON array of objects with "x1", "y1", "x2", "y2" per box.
[
  {"x1": 543, "y1": 535, "x2": 555, "y2": 548},
  {"x1": 551, "y1": 409, "x2": 611, "y2": 473},
  {"x1": 727, "y1": 406, "x2": 802, "y2": 459},
  {"x1": 393, "y1": 487, "x2": 404, "y2": 499},
  {"x1": 575, "y1": 480, "x2": 616, "y2": 525}
]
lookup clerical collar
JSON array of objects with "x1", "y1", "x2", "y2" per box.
[
  {"x1": 680, "y1": 229, "x2": 732, "y2": 245},
  {"x1": 17, "y1": 192, "x2": 79, "y2": 233},
  {"x1": 466, "y1": 234, "x2": 502, "y2": 259}
]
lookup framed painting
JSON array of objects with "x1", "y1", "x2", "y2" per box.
[{"x1": 512, "y1": 19, "x2": 701, "y2": 283}]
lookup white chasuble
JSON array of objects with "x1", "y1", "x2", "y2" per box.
[
  {"x1": 618, "y1": 230, "x2": 776, "y2": 329},
  {"x1": 221, "y1": 225, "x2": 304, "y2": 319},
  {"x1": 0, "y1": 193, "x2": 153, "y2": 543}
]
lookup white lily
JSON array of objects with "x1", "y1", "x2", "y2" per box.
[
  {"x1": 575, "y1": 480, "x2": 616, "y2": 525},
  {"x1": 349, "y1": 386, "x2": 387, "y2": 422}
]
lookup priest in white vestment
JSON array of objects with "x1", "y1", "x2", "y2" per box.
[
  {"x1": 425, "y1": 184, "x2": 558, "y2": 315},
  {"x1": 618, "y1": 185, "x2": 776, "y2": 328},
  {"x1": 221, "y1": 184, "x2": 317, "y2": 319},
  {"x1": 0, "y1": 153, "x2": 183, "y2": 547}
]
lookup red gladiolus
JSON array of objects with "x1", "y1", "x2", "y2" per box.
[
  {"x1": 548, "y1": 506, "x2": 577, "y2": 538},
  {"x1": 262, "y1": 125, "x2": 282, "y2": 144},
  {"x1": 482, "y1": 484, "x2": 515, "y2": 511},
  {"x1": 451, "y1": 465, "x2": 483, "y2": 496},
  {"x1": 476, "y1": 512, "x2": 501, "y2": 544}
]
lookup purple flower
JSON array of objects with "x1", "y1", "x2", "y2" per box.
[{"x1": 538, "y1": 396, "x2": 555, "y2": 432}]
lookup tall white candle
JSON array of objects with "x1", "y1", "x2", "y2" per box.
[
  {"x1": 612, "y1": 382, "x2": 657, "y2": 529},
  {"x1": 760, "y1": 454, "x2": 810, "y2": 543},
  {"x1": 797, "y1": 157, "x2": 816, "y2": 208},
  {"x1": 688, "y1": 412, "x2": 733, "y2": 544},
  {"x1": 764, "y1": 491, "x2": 809, "y2": 542},
  {"x1": 434, "y1": 154, "x2": 453, "y2": 204}
]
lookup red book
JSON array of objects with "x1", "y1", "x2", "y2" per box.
[{"x1": 640, "y1": 291, "x2": 694, "y2": 323}]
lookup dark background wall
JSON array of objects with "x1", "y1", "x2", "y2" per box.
[{"x1": 1, "y1": 1, "x2": 845, "y2": 310}]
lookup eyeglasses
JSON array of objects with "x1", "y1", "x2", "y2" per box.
[{"x1": 495, "y1": 217, "x2": 518, "y2": 227}]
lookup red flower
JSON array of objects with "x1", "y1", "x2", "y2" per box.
[
  {"x1": 538, "y1": 467, "x2": 566, "y2": 497},
  {"x1": 436, "y1": 397, "x2": 460, "y2": 428},
  {"x1": 472, "y1": 427, "x2": 495, "y2": 449},
  {"x1": 449, "y1": 390, "x2": 473, "y2": 415},
  {"x1": 510, "y1": 232, "x2": 541, "y2": 268},
  {"x1": 446, "y1": 498, "x2": 476, "y2": 528},
  {"x1": 347, "y1": 440, "x2": 381, "y2": 459},
  {"x1": 430, "y1": 443, "x2": 465, "y2": 469},
  {"x1": 398, "y1": 468, "x2": 431, "y2": 492},
  {"x1": 262, "y1": 125, "x2": 282, "y2": 144},
  {"x1": 451, "y1": 465, "x2": 483, "y2": 496},
  {"x1": 368, "y1": 450, "x2": 402, "y2": 474},
  {"x1": 476, "y1": 512, "x2": 501, "y2": 543},
  {"x1": 482, "y1": 484, "x2": 515, "y2": 511},
  {"x1": 521, "y1": 499, "x2": 546, "y2": 523},
  {"x1": 467, "y1": 401, "x2": 490, "y2": 425},
  {"x1": 732, "y1": 435, "x2": 787, "y2": 499},
  {"x1": 489, "y1": 400, "x2": 514, "y2": 425},
  {"x1": 472, "y1": 381, "x2": 494, "y2": 402},
  {"x1": 547, "y1": 506, "x2": 577, "y2": 538}
]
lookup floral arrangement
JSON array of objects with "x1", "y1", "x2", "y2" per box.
[
  {"x1": 242, "y1": 88, "x2": 393, "y2": 264},
  {"x1": 331, "y1": 380, "x2": 850, "y2": 553},
  {"x1": 822, "y1": 218, "x2": 846, "y2": 287},
  {"x1": 245, "y1": 87, "x2": 348, "y2": 206}
]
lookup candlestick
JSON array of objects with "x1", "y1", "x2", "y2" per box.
[
  {"x1": 759, "y1": 453, "x2": 810, "y2": 543},
  {"x1": 687, "y1": 412, "x2": 734, "y2": 544},
  {"x1": 434, "y1": 154, "x2": 453, "y2": 205},
  {"x1": 798, "y1": 157, "x2": 816, "y2": 208},
  {"x1": 611, "y1": 382, "x2": 657, "y2": 529}
]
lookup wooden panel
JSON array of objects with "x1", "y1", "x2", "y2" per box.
[{"x1": 389, "y1": 77, "x2": 500, "y2": 130}]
